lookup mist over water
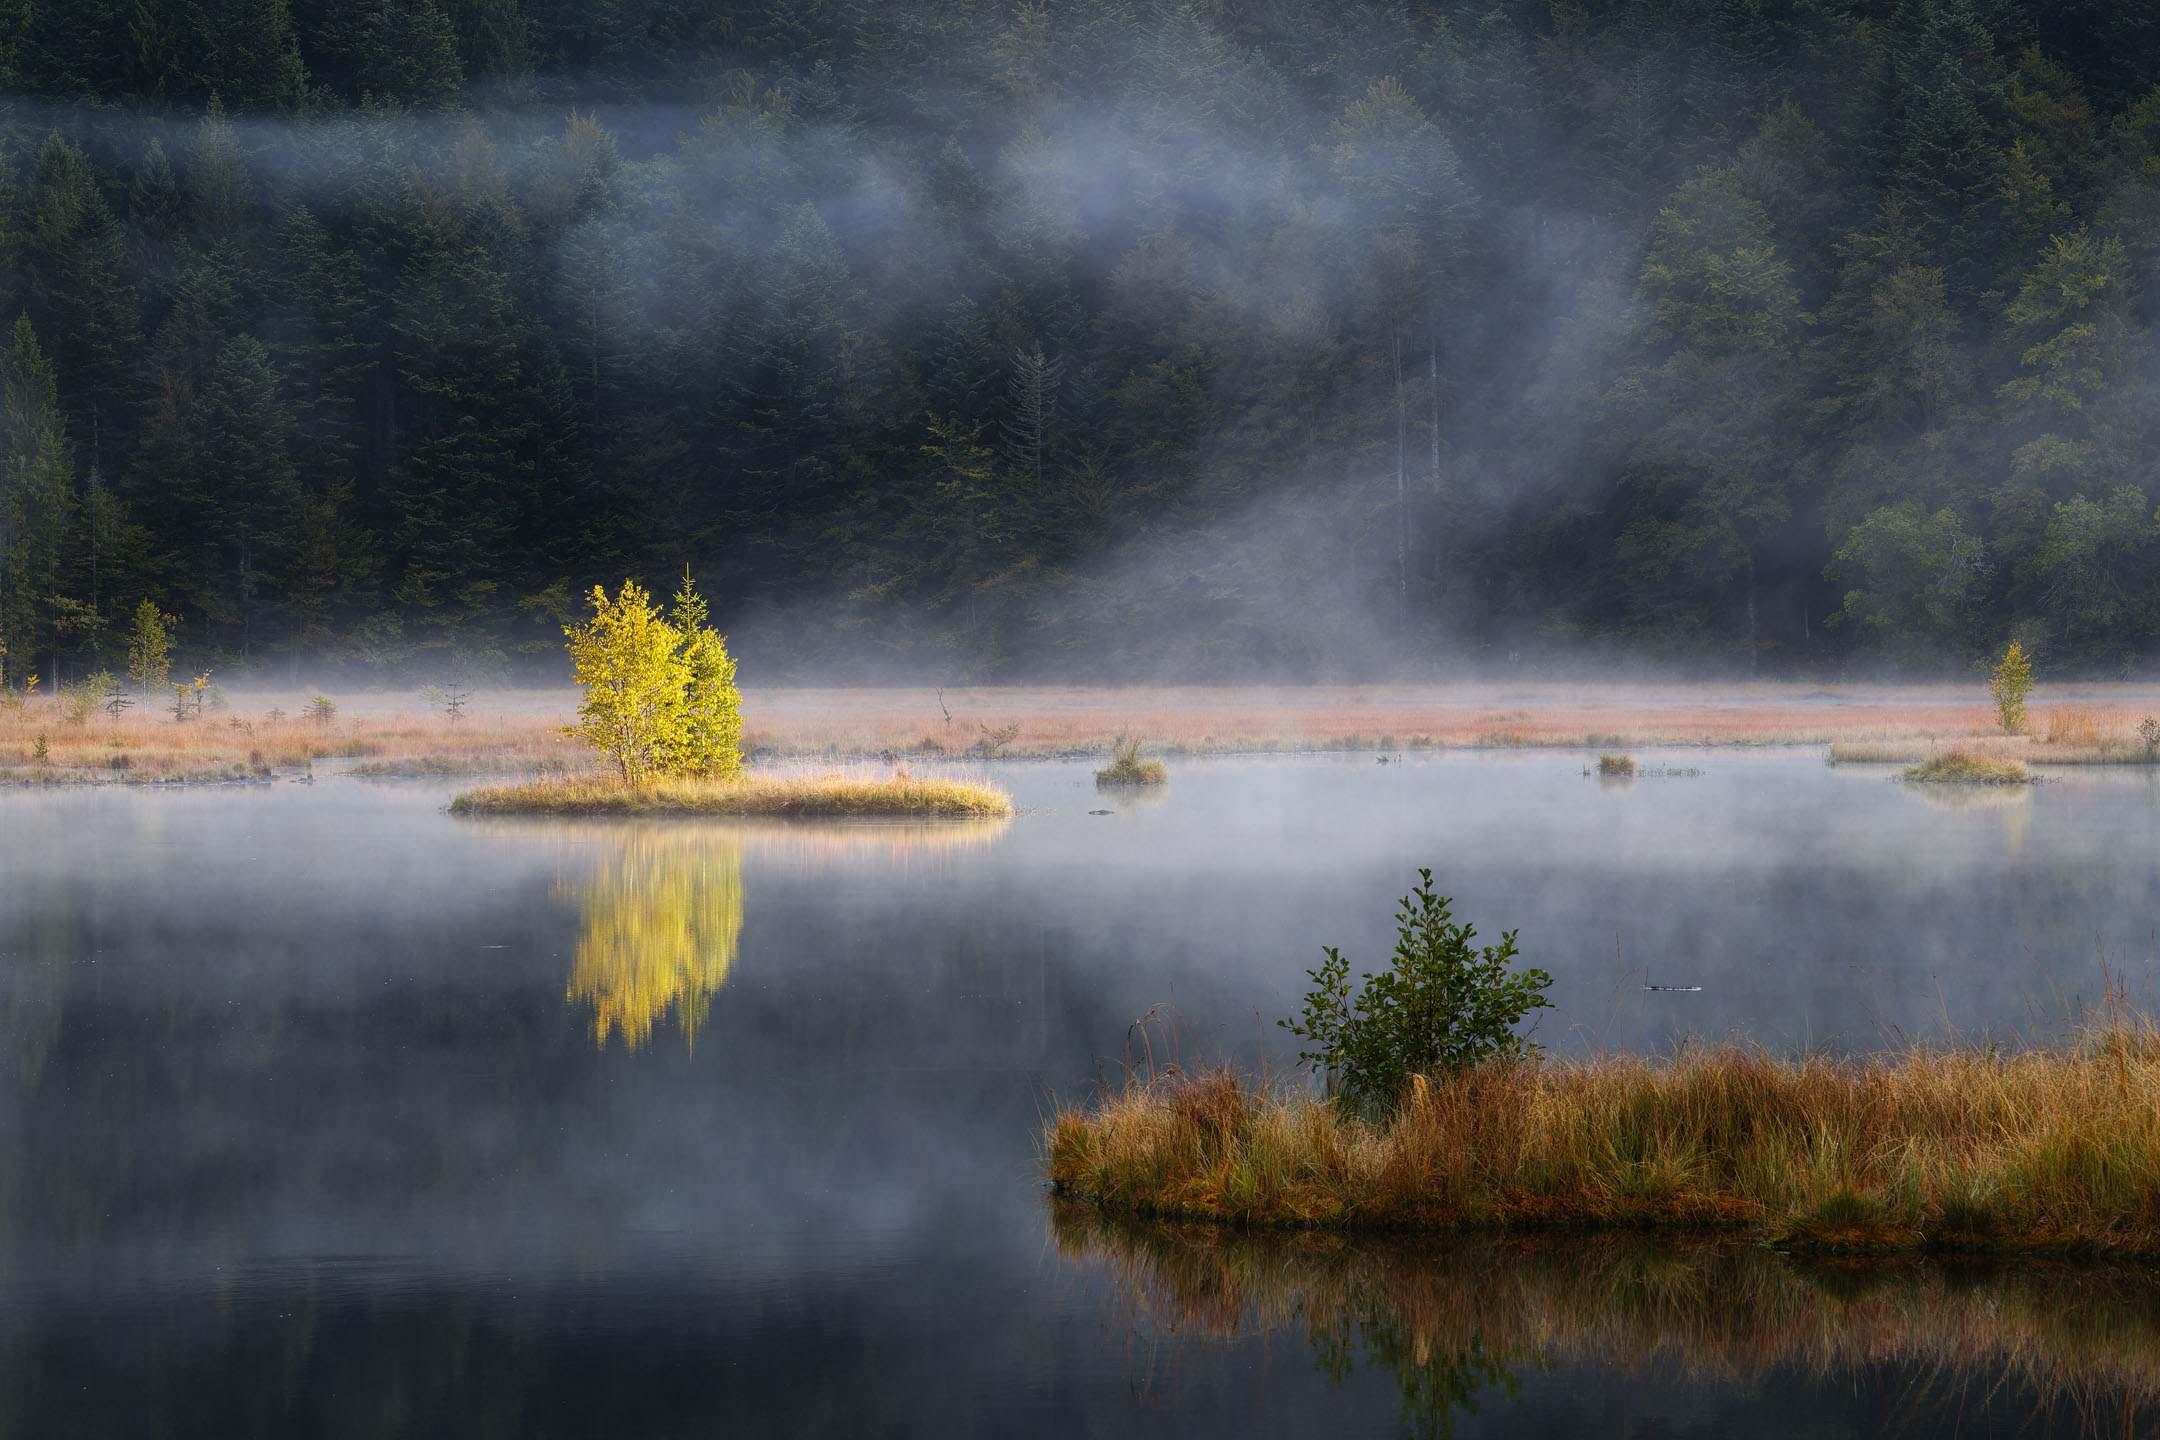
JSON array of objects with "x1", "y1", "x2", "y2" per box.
[{"x1": 3, "y1": 756, "x2": 2158, "y2": 1431}]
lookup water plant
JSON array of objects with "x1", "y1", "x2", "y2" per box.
[
  {"x1": 1596, "y1": 752, "x2": 1633, "y2": 776},
  {"x1": 1280, "y1": 870, "x2": 1552, "y2": 1115},
  {"x1": 1096, "y1": 737, "x2": 1168, "y2": 785},
  {"x1": 1902, "y1": 748, "x2": 2030, "y2": 784},
  {"x1": 1989, "y1": 639, "x2": 2032, "y2": 735}
]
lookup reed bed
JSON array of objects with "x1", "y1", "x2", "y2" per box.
[
  {"x1": 449, "y1": 771, "x2": 1013, "y2": 817},
  {"x1": 1054, "y1": 1208, "x2": 2160, "y2": 1423},
  {"x1": 8, "y1": 683, "x2": 2160, "y2": 779},
  {"x1": 0, "y1": 690, "x2": 572, "y2": 782},
  {"x1": 746, "y1": 683, "x2": 2029, "y2": 756},
  {"x1": 1043, "y1": 1018, "x2": 2160, "y2": 1255}
]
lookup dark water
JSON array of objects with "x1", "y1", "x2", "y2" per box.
[{"x1": 2, "y1": 751, "x2": 2158, "y2": 1436}]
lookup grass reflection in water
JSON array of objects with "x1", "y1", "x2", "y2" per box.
[
  {"x1": 1054, "y1": 1201, "x2": 2160, "y2": 1438},
  {"x1": 562, "y1": 831, "x2": 745, "y2": 1051}
]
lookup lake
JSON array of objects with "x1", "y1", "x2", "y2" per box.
[{"x1": 2, "y1": 751, "x2": 2156, "y2": 1435}]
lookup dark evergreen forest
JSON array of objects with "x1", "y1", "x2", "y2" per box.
[{"x1": 0, "y1": 0, "x2": 2154, "y2": 682}]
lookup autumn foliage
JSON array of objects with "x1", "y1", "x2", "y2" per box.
[{"x1": 562, "y1": 577, "x2": 742, "y2": 785}]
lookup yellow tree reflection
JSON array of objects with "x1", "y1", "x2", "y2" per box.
[{"x1": 564, "y1": 831, "x2": 744, "y2": 1051}]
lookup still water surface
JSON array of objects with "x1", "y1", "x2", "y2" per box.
[{"x1": 2, "y1": 751, "x2": 2157, "y2": 1435}]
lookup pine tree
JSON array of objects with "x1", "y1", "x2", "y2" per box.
[
  {"x1": 193, "y1": 336, "x2": 300, "y2": 655},
  {"x1": 188, "y1": 98, "x2": 256, "y2": 245},
  {"x1": 293, "y1": 0, "x2": 464, "y2": 106},
  {"x1": 0, "y1": 318, "x2": 77, "y2": 677},
  {"x1": 21, "y1": 132, "x2": 140, "y2": 476},
  {"x1": 386, "y1": 211, "x2": 587, "y2": 644}
]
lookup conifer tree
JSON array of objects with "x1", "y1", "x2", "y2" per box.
[
  {"x1": 22, "y1": 133, "x2": 139, "y2": 474},
  {"x1": 0, "y1": 318, "x2": 77, "y2": 677}
]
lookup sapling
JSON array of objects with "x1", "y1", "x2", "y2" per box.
[
  {"x1": 1990, "y1": 641, "x2": 2033, "y2": 735},
  {"x1": 127, "y1": 602, "x2": 174, "y2": 699},
  {"x1": 1282, "y1": 870, "x2": 1552, "y2": 1115}
]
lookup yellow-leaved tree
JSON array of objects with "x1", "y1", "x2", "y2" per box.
[
  {"x1": 663, "y1": 572, "x2": 744, "y2": 779},
  {"x1": 563, "y1": 577, "x2": 743, "y2": 784}
]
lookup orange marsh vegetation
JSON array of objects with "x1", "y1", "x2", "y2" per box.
[
  {"x1": 1043, "y1": 1006, "x2": 2160, "y2": 1256},
  {"x1": 7, "y1": 682, "x2": 2160, "y2": 780}
]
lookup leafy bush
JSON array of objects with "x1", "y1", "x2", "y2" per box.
[{"x1": 1281, "y1": 870, "x2": 1552, "y2": 1114}]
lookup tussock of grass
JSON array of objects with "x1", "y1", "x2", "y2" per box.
[
  {"x1": 1054, "y1": 1210, "x2": 2160, "y2": 1418},
  {"x1": 1095, "y1": 737, "x2": 1168, "y2": 786},
  {"x1": 449, "y1": 771, "x2": 1012, "y2": 817},
  {"x1": 1043, "y1": 1019, "x2": 2160, "y2": 1254},
  {"x1": 1903, "y1": 747, "x2": 2031, "y2": 784},
  {"x1": 1596, "y1": 752, "x2": 1634, "y2": 775}
]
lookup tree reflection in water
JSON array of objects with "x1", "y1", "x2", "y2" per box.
[
  {"x1": 1052, "y1": 1200, "x2": 2160, "y2": 1438},
  {"x1": 561, "y1": 831, "x2": 744, "y2": 1050}
]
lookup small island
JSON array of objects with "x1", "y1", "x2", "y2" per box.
[
  {"x1": 1045, "y1": 872, "x2": 2160, "y2": 1257},
  {"x1": 452, "y1": 578, "x2": 1009, "y2": 819},
  {"x1": 1902, "y1": 748, "x2": 2033, "y2": 784},
  {"x1": 452, "y1": 772, "x2": 1010, "y2": 817},
  {"x1": 1095, "y1": 737, "x2": 1168, "y2": 786}
]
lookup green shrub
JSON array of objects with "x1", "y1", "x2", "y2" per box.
[
  {"x1": 1280, "y1": 870, "x2": 1552, "y2": 1115},
  {"x1": 1903, "y1": 749, "x2": 2029, "y2": 784},
  {"x1": 1096, "y1": 736, "x2": 1168, "y2": 785}
]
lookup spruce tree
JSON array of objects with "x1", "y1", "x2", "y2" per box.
[
  {"x1": 0, "y1": 318, "x2": 77, "y2": 677},
  {"x1": 21, "y1": 133, "x2": 140, "y2": 477}
]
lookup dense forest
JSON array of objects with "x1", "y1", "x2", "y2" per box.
[{"x1": 0, "y1": 0, "x2": 2155, "y2": 682}]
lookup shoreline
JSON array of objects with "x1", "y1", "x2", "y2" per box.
[
  {"x1": 448, "y1": 773, "x2": 1014, "y2": 818},
  {"x1": 7, "y1": 683, "x2": 2160, "y2": 784},
  {"x1": 1042, "y1": 1033, "x2": 2160, "y2": 1257}
]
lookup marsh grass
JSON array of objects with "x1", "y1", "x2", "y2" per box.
[
  {"x1": 1054, "y1": 1208, "x2": 2160, "y2": 1425},
  {"x1": 1596, "y1": 753, "x2": 1634, "y2": 776},
  {"x1": 0, "y1": 692, "x2": 574, "y2": 783},
  {"x1": 1043, "y1": 1005, "x2": 2160, "y2": 1255},
  {"x1": 449, "y1": 771, "x2": 1012, "y2": 817},
  {"x1": 1096, "y1": 737, "x2": 1169, "y2": 786},
  {"x1": 1902, "y1": 748, "x2": 2033, "y2": 785}
]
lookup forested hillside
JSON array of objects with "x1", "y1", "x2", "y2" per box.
[{"x1": 0, "y1": 0, "x2": 2154, "y2": 682}]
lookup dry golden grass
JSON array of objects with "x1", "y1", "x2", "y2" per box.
[
  {"x1": 449, "y1": 771, "x2": 1013, "y2": 817},
  {"x1": 0, "y1": 687, "x2": 571, "y2": 782},
  {"x1": 745, "y1": 682, "x2": 2036, "y2": 755},
  {"x1": 1832, "y1": 702, "x2": 2160, "y2": 767},
  {"x1": 7, "y1": 682, "x2": 2160, "y2": 780},
  {"x1": 1043, "y1": 1013, "x2": 2160, "y2": 1255},
  {"x1": 1055, "y1": 1208, "x2": 2160, "y2": 1422}
]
